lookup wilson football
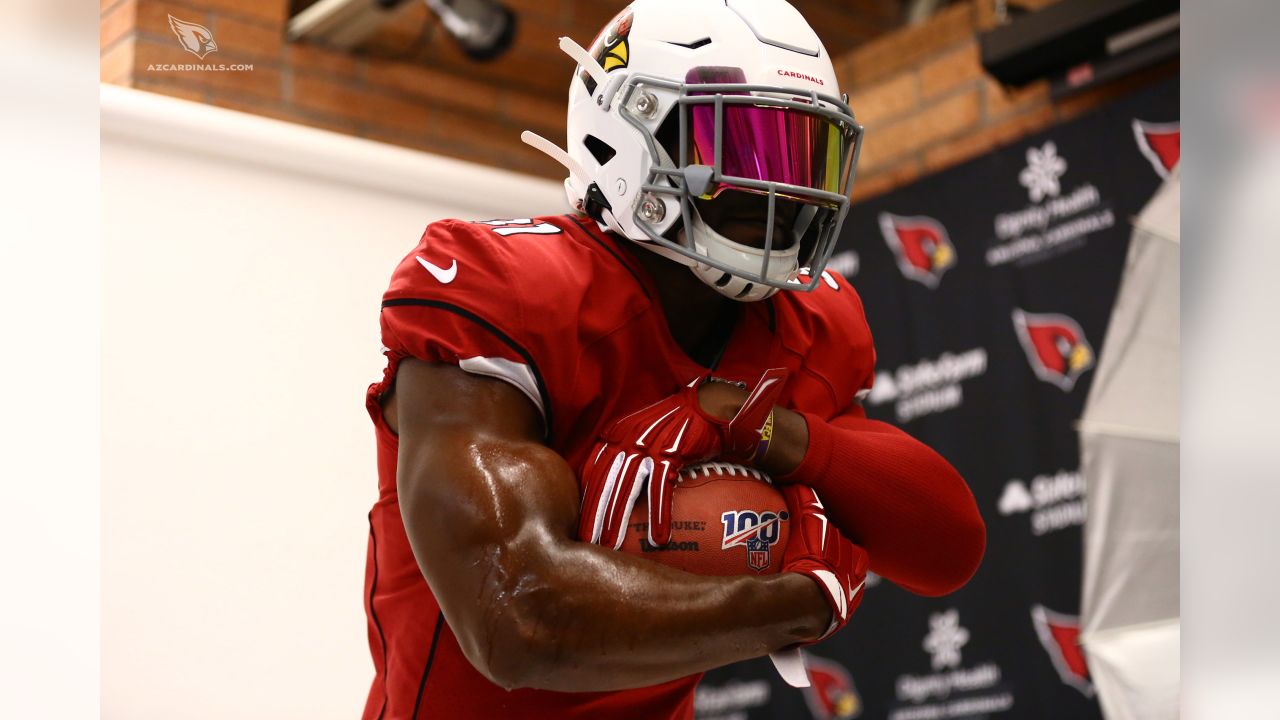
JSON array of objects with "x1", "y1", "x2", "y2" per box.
[{"x1": 620, "y1": 462, "x2": 790, "y2": 575}]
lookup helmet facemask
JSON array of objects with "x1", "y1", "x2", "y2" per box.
[{"x1": 620, "y1": 66, "x2": 863, "y2": 300}]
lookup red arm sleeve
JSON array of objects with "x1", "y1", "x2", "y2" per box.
[{"x1": 778, "y1": 406, "x2": 986, "y2": 597}]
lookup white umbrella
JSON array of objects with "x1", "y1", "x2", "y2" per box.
[{"x1": 1077, "y1": 167, "x2": 1181, "y2": 719}]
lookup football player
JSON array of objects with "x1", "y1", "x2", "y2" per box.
[{"x1": 362, "y1": 1, "x2": 985, "y2": 718}]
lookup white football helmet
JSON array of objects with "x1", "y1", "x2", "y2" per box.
[{"x1": 523, "y1": 0, "x2": 863, "y2": 301}]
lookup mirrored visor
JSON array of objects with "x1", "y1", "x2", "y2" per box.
[{"x1": 683, "y1": 67, "x2": 857, "y2": 206}]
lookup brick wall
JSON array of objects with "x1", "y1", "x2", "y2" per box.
[
  {"x1": 100, "y1": 0, "x2": 567, "y2": 176},
  {"x1": 101, "y1": 0, "x2": 1174, "y2": 197},
  {"x1": 836, "y1": 1, "x2": 1178, "y2": 202},
  {"x1": 100, "y1": 0, "x2": 894, "y2": 180}
]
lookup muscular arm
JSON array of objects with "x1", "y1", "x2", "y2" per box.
[
  {"x1": 387, "y1": 360, "x2": 830, "y2": 693},
  {"x1": 701, "y1": 385, "x2": 985, "y2": 597}
]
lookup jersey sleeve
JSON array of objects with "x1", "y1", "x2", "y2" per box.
[{"x1": 377, "y1": 219, "x2": 557, "y2": 429}]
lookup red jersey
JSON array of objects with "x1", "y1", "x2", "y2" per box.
[{"x1": 363, "y1": 214, "x2": 876, "y2": 719}]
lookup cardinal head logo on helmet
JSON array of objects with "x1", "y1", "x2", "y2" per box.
[{"x1": 578, "y1": 10, "x2": 633, "y2": 93}]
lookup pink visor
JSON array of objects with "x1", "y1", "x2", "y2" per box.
[{"x1": 683, "y1": 67, "x2": 857, "y2": 205}]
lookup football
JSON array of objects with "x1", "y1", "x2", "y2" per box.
[{"x1": 620, "y1": 462, "x2": 791, "y2": 575}]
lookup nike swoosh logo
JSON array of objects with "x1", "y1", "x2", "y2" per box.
[{"x1": 416, "y1": 255, "x2": 457, "y2": 284}]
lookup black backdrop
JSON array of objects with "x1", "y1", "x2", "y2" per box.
[{"x1": 695, "y1": 77, "x2": 1179, "y2": 720}]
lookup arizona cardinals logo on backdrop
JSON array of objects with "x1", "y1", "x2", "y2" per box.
[
  {"x1": 878, "y1": 213, "x2": 956, "y2": 288},
  {"x1": 1031, "y1": 605, "x2": 1093, "y2": 696},
  {"x1": 1132, "y1": 119, "x2": 1180, "y2": 178},
  {"x1": 1012, "y1": 309, "x2": 1095, "y2": 391},
  {"x1": 802, "y1": 652, "x2": 862, "y2": 719}
]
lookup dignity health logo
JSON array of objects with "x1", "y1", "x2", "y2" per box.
[
  {"x1": 987, "y1": 139, "x2": 1115, "y2": 267},
  {"x1": 1018, "y1": 141, "x2": 1067, "y2": 203},
  {"x1": 923, "y1": 610, "x2": 968, "y2": 670},
  {"x1": 890, "y1": 609, "x2": 1012, "y2": 719}
]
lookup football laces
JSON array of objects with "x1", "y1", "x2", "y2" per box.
[{"x1": 679, "y1": 461, "x2": 769, "y2": 484}]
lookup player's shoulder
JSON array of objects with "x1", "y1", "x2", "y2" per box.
[
  {"x1": 385, "y1": 214, "x2": 598, "y2": 301},
  {"x1": 772, "y1": 268, "x2": 877, "y2": 406},
  {"x1": 773, "y1": 268, "x2": 873, "y2": 350},
  {"x1": 383, "y1": 212, "x2": 650, "y2": 330}
]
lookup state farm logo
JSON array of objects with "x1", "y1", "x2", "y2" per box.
[
  {"x1": 1132, "y1": 119, "x2": 1180, "y2": 178},
  {"x1": 1012, "y1": 309, "x2": 1095, "y2": 392},
  {"x1": 987, "y1": 140, "x2": 1115, "y2": 267},
  {"x1": 802, "y1": 652, "x2": 862, "y2": 719},
  {"x1": 997, "y1": 469, "x2": 1086, "y2": 536},
  {"x1": 878, "y1": 213, "x2": 956, "y2": 288},
  {"x1": 891, "y1": 609, "x2": 1013, "y2": 719},
  {"x1": 1031, "y1": 605, "x2": 1093, "y2": 696},
  {"x1": 866, "y1": 347, "x2": 987, "y2": 422}
]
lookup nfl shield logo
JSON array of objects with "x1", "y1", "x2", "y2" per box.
[{"x1": 746, "y1": 537, "x2": 770, "y2": 572}]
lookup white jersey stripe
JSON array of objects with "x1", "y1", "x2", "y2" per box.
[{"x1": 458, "y1": 356, "x2": 545, "y2": 420}]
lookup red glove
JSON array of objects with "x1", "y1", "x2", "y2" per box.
[
  {"x1": 780, "y1": 485, "x2": 869, "y2": 641},
  {"x1": 579, "y1": 368, "x2": 788, "y2": 549}
]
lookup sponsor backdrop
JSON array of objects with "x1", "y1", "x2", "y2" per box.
[{"x1": 695, "y1": 78, "x2": 1178, "y2": 720}]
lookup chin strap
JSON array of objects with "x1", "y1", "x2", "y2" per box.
[
  {"x1": 630, "y1": 202, "x2": 699, "y2": 268},
  {"x1": 635, "y1": 236, "x2": 699, "y2": 268}
]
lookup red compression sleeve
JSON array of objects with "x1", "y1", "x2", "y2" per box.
[{"x1": 779, "y1": 411, "x2": 986, "y2": 597}]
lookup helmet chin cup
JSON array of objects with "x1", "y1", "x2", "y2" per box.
[{"x1": 681, "y1": 210, "x2": 798, "y2": 302}]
